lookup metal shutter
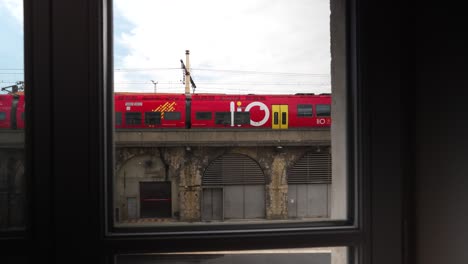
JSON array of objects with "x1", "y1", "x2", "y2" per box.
[
  {"x1": 288, "y1": 151, "x2": 331, "y2": 184},
  {"x1": 203, "y1": 153, "x2": 265, "y2": 185}
]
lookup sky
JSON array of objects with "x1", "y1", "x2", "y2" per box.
[
  {"x1": 0, "y1": 0, "x2": 24, "y2": 93},
  {"x1": 0, "y1": 0, "x2": 331, "y2": 95}
]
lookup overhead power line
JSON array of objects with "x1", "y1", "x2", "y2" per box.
[
  {"x1": 0, "y1": 67, "x2": 330, "y2": 77},
  {"x1": 114, "y1": 67, "x2": 329, "y2": 77},
  {"x1": 114, "y1": 67, "x2": 180, "y2": 72},
  {"x1": 192, "y1": 68, "x2": 329, "y2": 77}
]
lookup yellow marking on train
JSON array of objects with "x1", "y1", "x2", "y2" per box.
[{"x1": 153, "y1": 102, "x2": 177, "y2": 119}]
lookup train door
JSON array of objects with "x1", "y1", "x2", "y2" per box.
[{"x1": 272, "y1": 105, "x2": 288, "y2": 129}]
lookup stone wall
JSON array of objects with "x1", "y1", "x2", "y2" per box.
[
  {"x1": 0, "y1": 149, "x2": 25, "y2": 229},
  {"x1": 115, "y1": 146, "x2": 330, "y2": 222}
]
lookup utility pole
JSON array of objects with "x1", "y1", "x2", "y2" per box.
[
  {"x1": 184, "y1": 50, "x2": 190, "y2": 94},
  {"x1": 180, "y1": 50, "x2": 197, "y2": 96},
  {"x1": 151, "y1": 80, "x2": 158, "y2": 93}
]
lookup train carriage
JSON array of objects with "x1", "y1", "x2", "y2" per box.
[
  {"x1": 0, "y1": 91, "x2": 330, "y2": 130},
  {"x1": 0, "y1": 92, "x2": 25, "y2": 129},
  {"x1": 190, "y1": 93, "x2": 331, "y2": 129},
  {"x1": 114, "y1": 93, "x2": 187, "y2": 129}
]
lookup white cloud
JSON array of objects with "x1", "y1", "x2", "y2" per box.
[
  {"x1": 114, "y1": 0, "x2": 331, "y2": 94},
  {"x1": 0, "y1": 0, "x2": 23, "y2": 26}
]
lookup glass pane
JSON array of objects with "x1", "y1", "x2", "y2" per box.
[
  {"x1": 298, "y1": 104, "x2": 313, "y2": 117},
  {"x1": 164, "y1": 111, "x2": 181, "y2": 121},
  {"x1": 0, "y1": 0, "x2": 26, "y2": 232},
  {"x1": 116, "y1": 247, "x2": 349, "y2": 264},
  {"x1": 145, "y1": 112, "x2": 161, "y2": 125},
  {"x1": 112, "y1": 0, "x2": 348, "y2": 229},
  {"x1": 195, "y1": 112, "x2": 212, "y2": 121},
  {"x1": 317, "y1": 104, "x2": 331, "y2": 117}
]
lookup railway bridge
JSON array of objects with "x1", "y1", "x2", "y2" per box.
[{"x1": 1, "y1": 129, "x2": 331, "y2": 227}]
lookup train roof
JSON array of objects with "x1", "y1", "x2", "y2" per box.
[{"x1": 113, "y1": 92, "x2": 331, "y2": 101}]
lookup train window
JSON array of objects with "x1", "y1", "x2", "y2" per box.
[
  {"x1": 145, "y1": 112, "x2": 161, "y2": 124},
  {"x1": 273, "y1": 112, "x2": 279, "y2": 125},
  {"x1": 282, "y1": 112, "x2": 287, "y2": 125},
  {"x1": 196, "y1": 112, "x2": 212, "y2": 120},
  {"x1": 0, "y1": 112, "x2": 6, "y2": 120},
  {"x1": 297, "y1": 104, "x2": 313, "y2": 117},
  {"x1": 316, "y1": 104, "x2": 331, "y2": 117},
  {"x1": 125, "y1": 112, "x2": 142, "y2": 125},
  {"x1": 215, "y1": 112, "x2": 231, "y2": 125},
  {"x1": 164, "y1": 112, "x2": 181, "y2": 121},
  {"x1": 115, "y1": 112, "x2": 122, "y2": 125},
  {"x1": 235, "y1": 112, "x2": 250, "y2": 125}
]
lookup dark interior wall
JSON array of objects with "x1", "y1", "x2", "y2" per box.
[
  {"x1": 415, "y1": 6, "x2": 468, "y2": 264},
  {"x1": 359, "y1": 2, "x2": 405, "y2": 264},
  {"x1": 12, "y1": 1, "x2": 468, "y2": 263}
]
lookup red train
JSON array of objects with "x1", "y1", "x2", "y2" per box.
[
  {"x1": 0, "y1": 92, "x2": 25, "y2": 129},
  {"x1": 1, "y1": 92, "x2": 331, "y2": 129}
]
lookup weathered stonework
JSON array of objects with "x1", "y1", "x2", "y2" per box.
[
  {"x1": 178, "y1": 158, "x2": 201, "y2": 221},
  {"x1": 0, "y1": 149, "x2": 25, "y2": 229},
  {"x1": 115, "y1": 146, "x2": 330, "y2": 223},
  {"x1": 266, "y1": 155, "x2": 289, "y2": 219}
]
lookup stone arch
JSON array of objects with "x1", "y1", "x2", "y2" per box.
[
  {"x1": 287, "y1": 150, "x2": 331, "y2": 219},
  {"x1": 201, "y1": 153, "x2": 266, "y2": 221},
  {"x1": 115, "y1": 153, "x2": 176, "y2": 222}
]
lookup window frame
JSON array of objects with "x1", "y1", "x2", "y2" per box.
[
  {"x1": 1, "y1": 0, "x2": 408, "y2": 263},
  {"x1": 105, "y1": 0, "x2": 359, "y2": 242}
]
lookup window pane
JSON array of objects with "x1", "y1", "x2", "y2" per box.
[
  {"x1": 164, "y1": 111, "x2": 181, "y2": 121},
  {"x1": 298, "y1": 104, "x2": 313, "y2": 117},
  {"x1": 145, "y1": 112, "x2": 161, "y2": 125},
  {"x1": 0, "y1": 0, "x2": 26, "y2": 232},
  {"x1": 125, "y1": 112, "x2": 142, "y2": 125},
  {"x1": 234, "y1": 112, "x2": 250, "y2": 125},
  {"x1": 116, "y1": 247, "x2": 349, "y2": 264},
  {"x1": 317, "y1": 104, "x2": 331, "y2": 117},
  {"x1": 215, "y1": 112, "x2": 231, "y2": 125},
  {"x1": 115, "y1": 112, "x2": 122, "y2": 126},
  {"x1": 112, "y1": 0, "x2": 348, "y2": 230},
  {"x1": 195, "y1": 112, "x2": 212, "y2": 120}
]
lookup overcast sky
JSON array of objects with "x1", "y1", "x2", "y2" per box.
[
  {"x1": 0, "y1": 0, "x2": 24, "y2": 93},
  {"x1": 0, "y1": 0, "x2": 331, "y2": 95},
  {"x1": 114, "y1": 0, "x2": 331, "y2": 94}
]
